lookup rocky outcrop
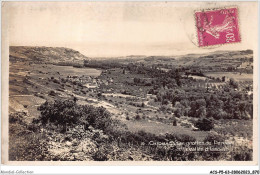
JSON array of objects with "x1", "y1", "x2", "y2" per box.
[{"x1": 9, "y1": 46, "x2": 88, "y2": 63}]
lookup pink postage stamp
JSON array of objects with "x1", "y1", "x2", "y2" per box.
[{"x1": 195, "y1": 7, "x2": 240, "y2": 47}]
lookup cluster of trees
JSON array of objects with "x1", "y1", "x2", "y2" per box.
[
  {"x1": 195, "y1": 118, "x2": 214, "y2": 131},
  {"x1": 37, "y1": 100, "x2": 117, "y2": 132},
  {"x1": 84, "y1": 60, "x2": 252, "y2": 121},
  {"x1": 153, "y1": 86, "x2": 253, "y2": 120},
  {"x1": 84, "y1": 60, "x2": 123, "y2": 69},
  {"x1": 125, "y1": 65, "x2": 252, "y2": 120},
  {"x1": 55, "y1": 61, "x2": 84, "y2": 68},
  {"x1": 126, "y1": 64, "x2": 182, "y2": 88},
  {"x1": 133, "y1": 78, "x2": 150, "y2": 85},
  {"x1": 123, "y1": 63, "x2": 253, "y2": 120}
]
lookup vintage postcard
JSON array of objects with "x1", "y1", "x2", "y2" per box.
[{"x1": 1, "y1": 1, "x2": 259, "y2": 166}]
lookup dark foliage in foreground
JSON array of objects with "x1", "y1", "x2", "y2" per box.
[
  {"x1": 36, "y1": 100, "x2": 116, "y2": 132},
  {"x1": 9, "y1": 99, "x2": 253, "y2": 161},
  {"x1": 195, "y1": 118, "x2": 214, "y2": 131},
  {"x1": 9, "y1": 113, "x2": 48, "y2": 161}
]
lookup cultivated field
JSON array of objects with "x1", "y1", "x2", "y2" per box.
[{"x1": 205, "y1": 72, "x2": 253, "y2": 81}]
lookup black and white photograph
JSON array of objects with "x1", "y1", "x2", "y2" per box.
[{"x1": 1, "y1": 1, "x2": 258, "y2": 165}]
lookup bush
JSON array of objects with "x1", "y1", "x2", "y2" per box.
[
  {"x1": 9, "y1": 112, "x2": 49, "y2": 161},
  {"x1": 48, "y1": 90, "x2": 56, "y2": 96},
  {"x1": 135, "y1": 114, "x2": 141, "y2": 120},
  {"x1": 172, "y1": 119, "x2": 177, "y2": 126},
  {"x1": 92, "y1": 150, "x2": 108, "y2": 161},
  {"x1": 229, "y1": 78, "x2": 238, "y2": 88},
  {"x1": 53, "y1": 79, "x2": 60, "y2": 84},
  {"x1": 203, "y1": 133, "x2": 225, "y2": 144},
  {"x1": 174, "y1": 108, "x2": 183, "y2": 118},
  {"x1": 9, "y1": 112, "x2": 25, "y2": 124},
  {"x1": 195, "y1": 118, "x2": 214, "y2": 131},
  {"x1": 233, "y1": 146, "x2": 252, "y2": 161}
]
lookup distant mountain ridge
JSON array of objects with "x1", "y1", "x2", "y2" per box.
[
  {"x1": 9, "y1": 46, "x2": 253, "y2": 67},
  {"x1": 9, "y1": 46, "x2": 88, "y2": 63},
  {"x1": 138, "y1": 50, "x2": 253, "y2": 69}
]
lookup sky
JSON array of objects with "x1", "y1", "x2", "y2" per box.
[{"x1": 6, "y1": 2, "x2": 258, "y2": 57}]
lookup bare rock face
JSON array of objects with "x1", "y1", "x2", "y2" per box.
[{"x1": 9, "y1": 46, "x2": 89, "y2": 63}]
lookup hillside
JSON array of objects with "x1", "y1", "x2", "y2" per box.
[
  {"x1": 9, "y1": 46, "x2": 88, "y2": 63},
  {"x1": 9, "y1": 46, "x2": 253, "y2": 161},
  {"x1": 136, "y1": 50, "x2": 253, "y2": 72}
]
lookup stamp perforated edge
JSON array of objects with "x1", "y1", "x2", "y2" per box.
[{"x1": 193, "y1": 6, "x2": 241, "y2": 48}]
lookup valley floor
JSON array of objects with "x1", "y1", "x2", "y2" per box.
[{"x1": 8, "y1": 61, "x2": 253, "y2": 161}]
